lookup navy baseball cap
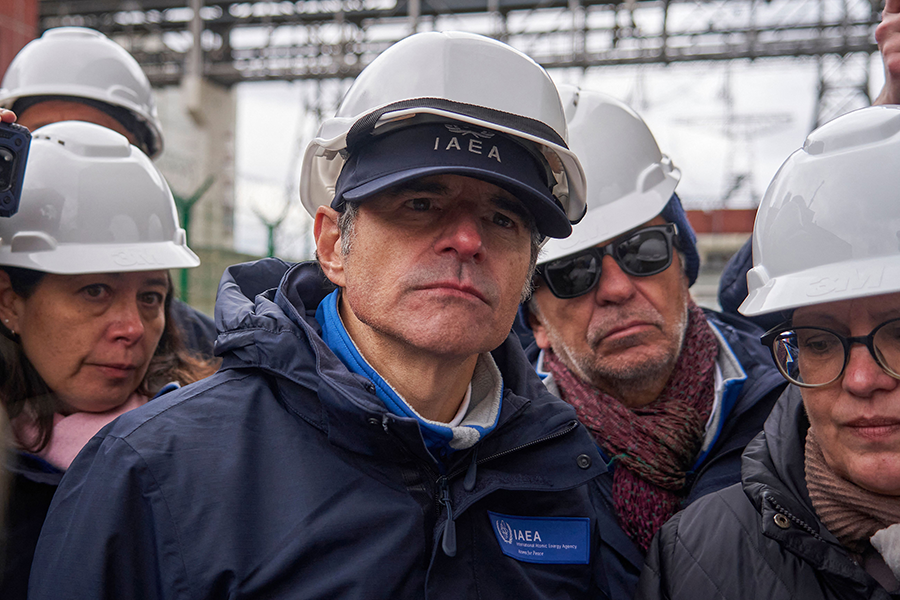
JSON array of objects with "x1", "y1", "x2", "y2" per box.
[{"x1": 332, "y1": 121, "x2": 572, "y2": 238}]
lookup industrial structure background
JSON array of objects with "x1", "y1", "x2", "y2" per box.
[{"x1": 0, "y1": 0, "x2": 885, "y2": 312}]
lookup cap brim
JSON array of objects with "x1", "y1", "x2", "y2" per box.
[{"x1": 341, "y1": 165, "x2": 572, "y2": 238}]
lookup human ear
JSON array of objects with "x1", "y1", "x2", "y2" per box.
[
  {"x1": 314, "y1": 206, "x2": 346, "y2": 288},
  {"x1": 0, "y1": 270, "x2": 24, "y2": 334},
  {"x1": 527, "y1": 302, "x2": 553, "y2": 350}
]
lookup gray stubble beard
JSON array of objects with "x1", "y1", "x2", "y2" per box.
[{"x1": 535, "y1": 290, "x2": 691, "y2": 406}]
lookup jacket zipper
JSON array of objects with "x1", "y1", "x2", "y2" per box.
[
  {"x1": 435, "y1": 418, "x2": 582, "y2": 557},
  {"x1": 446, "y1": 418, "x2": 581, "y2": 481},
  {"x1": 765, "y1": 495, "x2": 824, "y2": 541},
  {"x1": 438, "y1": 477, "x2": 457, "y2": 556}
]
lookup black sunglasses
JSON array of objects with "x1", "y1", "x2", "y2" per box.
[{"x1": 537, "y1": 224, "x2": 679, "y2": 299}]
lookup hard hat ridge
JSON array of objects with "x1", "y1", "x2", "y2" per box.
[
  {"x1": 740, "y1": 105, "x2": 900, "y2": 316},
  {"x1": 300, "y1": 31, "x2": 587, "y2": 234},
  {"x1": 0, "y1": 121, "x2": 197, "y2": 274}
]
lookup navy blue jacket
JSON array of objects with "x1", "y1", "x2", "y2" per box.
[
  {"x1": 637, "y1": 386, "x2": 900, "y2": 600},
  {"x1": 29, "y1": 259, "x2": 628, "y2": 600},
  {"x1": 522, "y1": 309, "x2": 786, "y2": 596},
  {"x1": 170, "y1": 298, "x2": 217, "y2": 358}
]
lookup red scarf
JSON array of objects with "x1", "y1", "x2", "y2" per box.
[{"x1": 544, "y1": 300, "x2": 718, "y2": 551}]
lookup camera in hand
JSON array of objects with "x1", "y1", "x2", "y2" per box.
[{"x1": 0, "y1": 121, "x2": 31, "y2": 217}]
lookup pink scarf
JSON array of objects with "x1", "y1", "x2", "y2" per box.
[
  {"x1": 544, "y1": 300, "x2": 718, "y2": 551},
  {"x1": 806, "y1": 429, "x2": 900, "y2": 555},
  {"x1": 12, "y1": 392, "x2": 148, "y2": 471}
]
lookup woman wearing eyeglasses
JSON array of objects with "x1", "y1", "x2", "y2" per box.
[{"x1": 637, "y1": 105, "x2": 900, "y2": 600}]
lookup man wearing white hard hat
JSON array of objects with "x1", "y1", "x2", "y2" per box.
[
  {"x1": 639, "y1": 104, "x2": 900, "y2": 600},
  {"x1": 30, "y1": 33, "x2": 626, "y2": 599},
  {"x1": 0, "y1": 27, "x2": 216, "y2": 357},
  {"x1": 522, "y1": 86, "x2": 786, "y2": 595}
]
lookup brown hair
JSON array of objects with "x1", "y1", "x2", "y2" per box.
[{"x1": 0, "y1": 267, "x2": 219, "y2": 452}]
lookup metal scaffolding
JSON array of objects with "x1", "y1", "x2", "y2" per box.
[
  {"x1": 39, "y1": 0, "x2": 880, "y2": 83},
  {"x1": 38, "y1": 0, "x2": 882, "y2": 207}
]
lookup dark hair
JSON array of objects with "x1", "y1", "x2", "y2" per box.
[{"x1": 0, "y1": 267, "x2": 219, "y2": 452}]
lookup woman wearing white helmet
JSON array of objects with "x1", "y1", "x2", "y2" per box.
[
  {"x1": 0, "y1": 121, "x2": 217, "y2": 599},
  {"x1": 638, "y1": 105, "x2": 900, "y2": 600}
]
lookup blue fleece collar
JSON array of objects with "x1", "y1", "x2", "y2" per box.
[{"x1": 315, "y1": 289, "x2": 502, "y2": 458}]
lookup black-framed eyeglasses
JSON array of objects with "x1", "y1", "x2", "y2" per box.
[
  {"x1": 761, "y1": 318, "x2": 900, "y2": 388},
  {"x1": 536, "y1": 224, "x2": 678, "y2": 299}
]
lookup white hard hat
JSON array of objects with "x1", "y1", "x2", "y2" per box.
[
  {"x1": 300, "y1": 31, "x2": 586, "y2": 238},
  {"x1": 0, "y1": 121, "x2": 198, "y2": 274},
  {"x1": 0, "y1": 27, "x2": 163, "y2": 158},
  {"x1": 741, "y1": 105, "x2": 900, "y2": 316},
  {"x1": 538, "y1": 85, "x2": 681, "y2": 264}
]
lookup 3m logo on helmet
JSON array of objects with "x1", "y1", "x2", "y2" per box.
[
  {"x1": 112, "y1": 250, "x2": 162, "y2": 267},
  {"x1": 807, "y1": 267, "x2": 883, "y2": 297},
  {"x1": 434, "y1": 124, "x2": 502, "y2": 162}
]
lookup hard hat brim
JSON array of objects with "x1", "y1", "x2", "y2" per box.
[
  {"x1": 739, "y1": 256, "x2": 900, "y2": 316},
  {"x1": 0, "y1": 241, "x2": 200, "y2": 274},
  {"x1": 537, "y1": 177, "x2": 677, "y2": 265}
]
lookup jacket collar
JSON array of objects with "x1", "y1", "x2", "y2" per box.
[
  {"x1": 213, "y1": 260, "x2": 603, "y2": 483},
  {"x1": 742, "y1": 386, "x2": 881, "y2": 591},
  {"x1": 315, "y1": 288, "x2": 504, "y2": 457}
]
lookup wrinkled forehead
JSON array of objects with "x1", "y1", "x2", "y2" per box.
[{"x1": 792, "y1": 291, "x2": 900, "y2": 328}]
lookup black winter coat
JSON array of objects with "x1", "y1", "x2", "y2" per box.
[
  {"x1": 637, "y1": 386, "x2": 900, "y2": 600},
  {"x1": 1, "y1": 455, "x2": 60, "y2": 600},
  {"x1": 29, "y1": 259, "x2": 627, "y2": 600}
]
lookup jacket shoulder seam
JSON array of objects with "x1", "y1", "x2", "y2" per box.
[
  {"x1": 116, "y1": 435, "x2": 195, "y2": 599},
  {"x1": 112, "y1": 370, "x2": 260, "y2": 440}
]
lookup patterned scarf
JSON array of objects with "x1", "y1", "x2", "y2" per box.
[
  {"x1": 544, "y1": 300, "x2": 718, "y2": 552},
  {"x1": 805, "y1": 429, "x2": 900, "y2": 555}
]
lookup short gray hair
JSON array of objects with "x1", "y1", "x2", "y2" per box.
[{"x1": 337, "y1": 202, "x2": 360, "y2": 257}]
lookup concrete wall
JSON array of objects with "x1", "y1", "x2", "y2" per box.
[{"x1": 155, "y1": 79, "x2": 236, "y2": 252}]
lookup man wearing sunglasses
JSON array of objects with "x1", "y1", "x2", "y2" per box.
[{"x1": 521, "y1": 87, "x2": 786, "y2": 597}]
